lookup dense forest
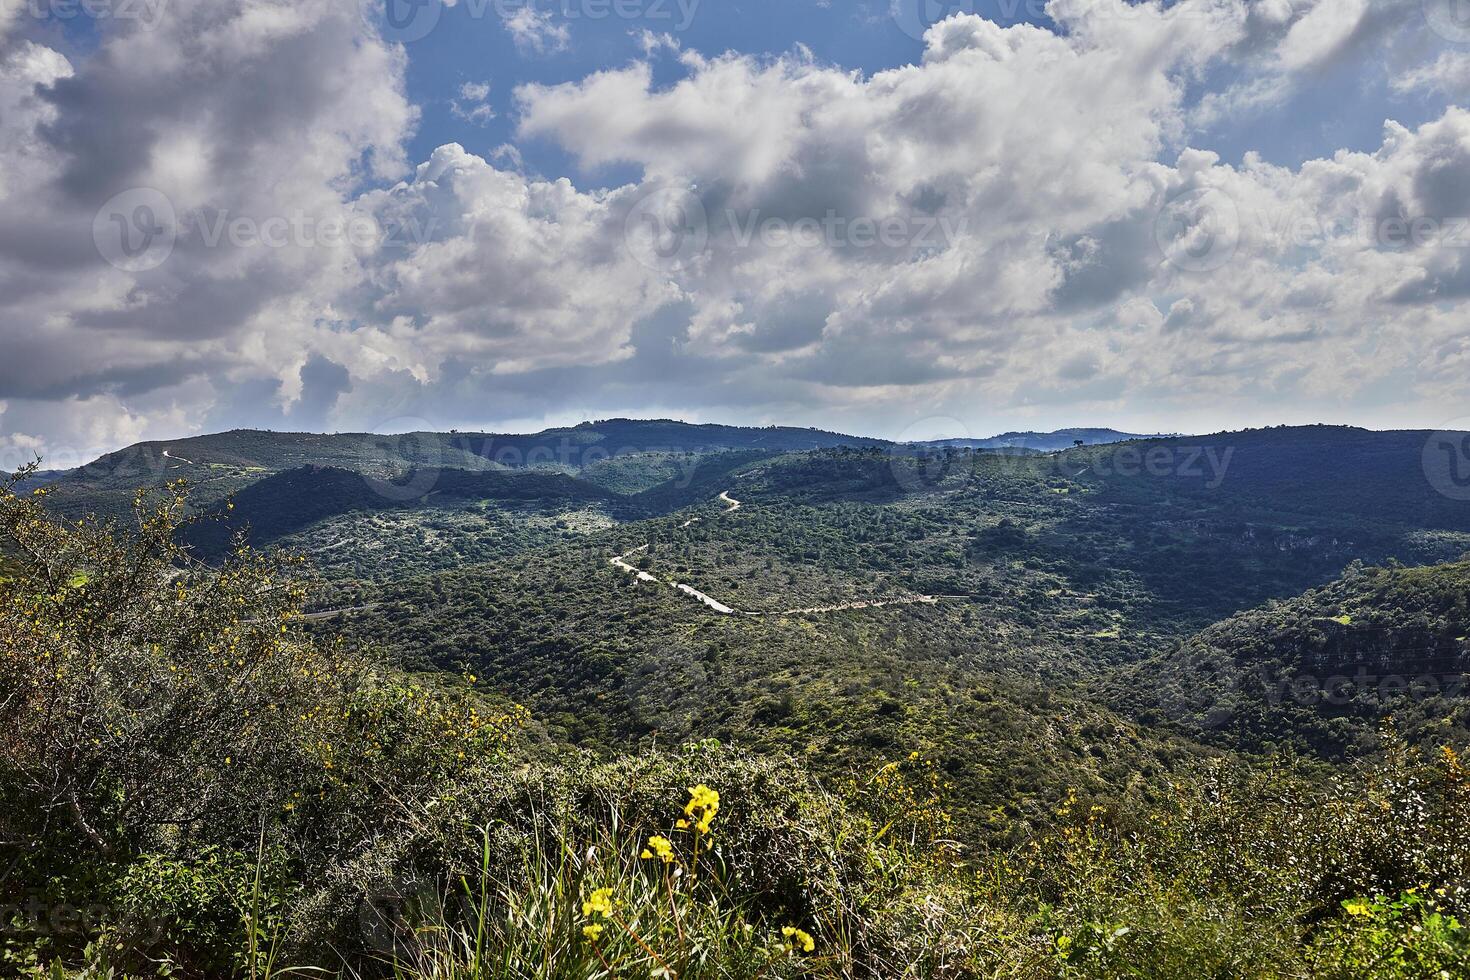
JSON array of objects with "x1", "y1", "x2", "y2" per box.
[{"x1": 4, "y1": 421, "x2": 1470, "y2": 977}]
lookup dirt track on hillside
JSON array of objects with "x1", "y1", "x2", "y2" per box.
[{"x1": 608, "y1": 491, "x2": 940, "y2": 617}]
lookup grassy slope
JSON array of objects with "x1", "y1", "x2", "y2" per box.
[
  {"x1": 10, "y1": 431, "x2": 1470, "y2": 976},
  {"x1": 30, "y1": 425, "x2": 1470, "y2": 843}
]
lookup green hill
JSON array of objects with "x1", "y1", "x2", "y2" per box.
[
  {"x1": 28, "y1": 424, "x2": 1470, "y2": 837},
  {"x1": 1065, "y1": 425, "x2": 1470, "y2": 531},
  {"x1": 8, "y1": 425, "x2": 1470, "y2": 977},
  {"x1": 318, "y1": 426, "x2": 1470, "y2": 844},
  {"x1": 37, "y1": 421, "x2": 887, "y2": 521},
  {"x1": 1109, "y1": 559, "x2": 1470, "y2": 758},
  {"x1": 921, "y1": 427, "x2": 1165, "y2": 451}
]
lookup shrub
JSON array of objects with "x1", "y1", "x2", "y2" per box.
[{"x1": 0, "y1": 469, "x2": 524, "y2": 972}]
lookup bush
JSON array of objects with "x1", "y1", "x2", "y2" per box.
[{"x1": 0, "y1": 470, "x2": 524, "y2": 973}]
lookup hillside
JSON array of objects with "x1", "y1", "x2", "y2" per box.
[
  {"x1": 36, "y1": 421, "x2": 886, "y2": 521},
  {"x1": 184, "y1": 465, "x2": 623, "y2": 574},
  {"x1": 339, "y1": 534, "x2": 1214, "y2": 842},
  {"x1": 8, "y1": 473, "x2": 1469, "y2": 977},
  {"x1": 21, "y1": 424, "x2": 1470, "y2": 858},
  {"x1": 318, "y1": 427, "x2": 1470, "y2": 843},
  {"x1": 7, "y1": 424, "x2": 1470, "y2": 976},
  {"x1": 57, "y1": 420, "x2": 886, "y2": 485},
  {"x1": 1110, "y1": 560, "x2": 1470, "y2": 758},
  {"x1": 1065, "y1": 425, "x2": 1470, "y2": 532}
]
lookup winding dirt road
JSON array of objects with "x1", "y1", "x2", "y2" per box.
[
  {"x1": 609, "y1": 544, "x2": 660, "y2": 583},
  {"x1": 608, "y1": 491, "x2": 940, "y2": 617}
]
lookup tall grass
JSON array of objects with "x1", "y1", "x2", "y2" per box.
[{"x1": 362, "y1": 790, "x2": 824, "y2": 980}]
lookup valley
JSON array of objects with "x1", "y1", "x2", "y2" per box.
[
  {"x1": 13, "y1": 5, "x2": 1470, "y2": 974},
  {"x1": 33, "y1": 419, "x2": 1457, "y2": 845}
]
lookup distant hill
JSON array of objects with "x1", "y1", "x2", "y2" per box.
[
  {"x1": 37, "y1": 420, "x2": 888, "y2": 519},
  {"x1": 65, "y1": 419, "x2": 887, "y2": 480},
  {"x1": 2, "y1": 468, "x2": 68, "y2": 487},
  {"x1": 919, "y1": 428, "x2": 1167, "y2": 452},
  {"x1": 1063, "y1": 425, "x2": 1470, "y2": 532}
]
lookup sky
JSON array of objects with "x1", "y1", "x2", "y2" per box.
[{"x1": 1, "y1": 0, "x2": 1470, "y2": 467}]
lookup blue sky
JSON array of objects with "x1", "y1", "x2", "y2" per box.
[
  {"x1": 389, "y1": 0, "x2": 1450, "y2": 178},
  {"x1": 396, "y1": 0, "x2": 926, "y2": 177}
]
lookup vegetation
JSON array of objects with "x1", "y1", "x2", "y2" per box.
[
  {"x1": 5, "y1": 421, "x2": 1470, "y2": 977},
  {"x1": 1109, "y1": 559, "x2": 1470, "y2": 759},
  {"x1": 321, "y1": 429, "x2": 1469, "y2": 845},
  {"x1": 34, "y1": 420, "x2": 888, "y2": 524}
]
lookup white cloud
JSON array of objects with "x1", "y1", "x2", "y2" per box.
[
  {"x1": 634, "y1": 30, "x2": 681, "y2": 56},
  {"x1": 1393, "y1": 50, "x2": 1470, "y2": 97},
  {"x1": 2, "y1": 3, "x2": 1469, "y2": 454},
  {"x1": 503, "y1": 7, "x2": 570, "y2": 54},
  {"x1": 509, "y1": 5, "x2": 1470, "y2": 422},
  {"x1": 452, "y1": 80, "x2": 495, "y2": 124},
  {"x1": 1276, "y1": 0, "x2": 1369, "y2": 72}
]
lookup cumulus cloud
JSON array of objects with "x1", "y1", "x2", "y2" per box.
[
  {"x1": 0, "y1": 0, "x2": 415, "y2": 455},
  {"x1": 1393, "y1": 50, "x2": 1470, "y2": 97},
  {"x1": 2, "y1": 0, "x2": 1469, "y2": 460},
  {"x1": 503, "y1": 7, "x2": 570, "y2": 53}
]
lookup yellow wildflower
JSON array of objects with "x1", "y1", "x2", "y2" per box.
[
  {"x1": 582, "y1": 887, "x2": 615, "y2": 919},
  {"x1": 642, "y1": 835, "x2": 675, "y2": 864},
  {"x1": 781, "y1": 925, "x2": 815, "y2": 953},
  {"x1": 581, "y1": 923, "x2": 604, "y2": 941},
  {"x1": 1343, "y1": 899, "x2": 1371, "y2": 917},
  {"x1": 684, "y1": 784, "x2": 720, "y2": 833}
]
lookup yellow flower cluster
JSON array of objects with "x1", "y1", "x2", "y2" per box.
[
  {"x1": 582, "y1": 887, "x2": 615, "y2": 919},
  {"x1": 781, "y1": 925, "x2": 815, "y2": 953},
  {"x1": 580, "y1": 885, "x2": 615, "y2": 941},
  {"x1": 684, "y1": 783, "x2": 720, "y2": 834},
  {"x1": 641, "y1": 835, "x2": 675, "y2": 864}
]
